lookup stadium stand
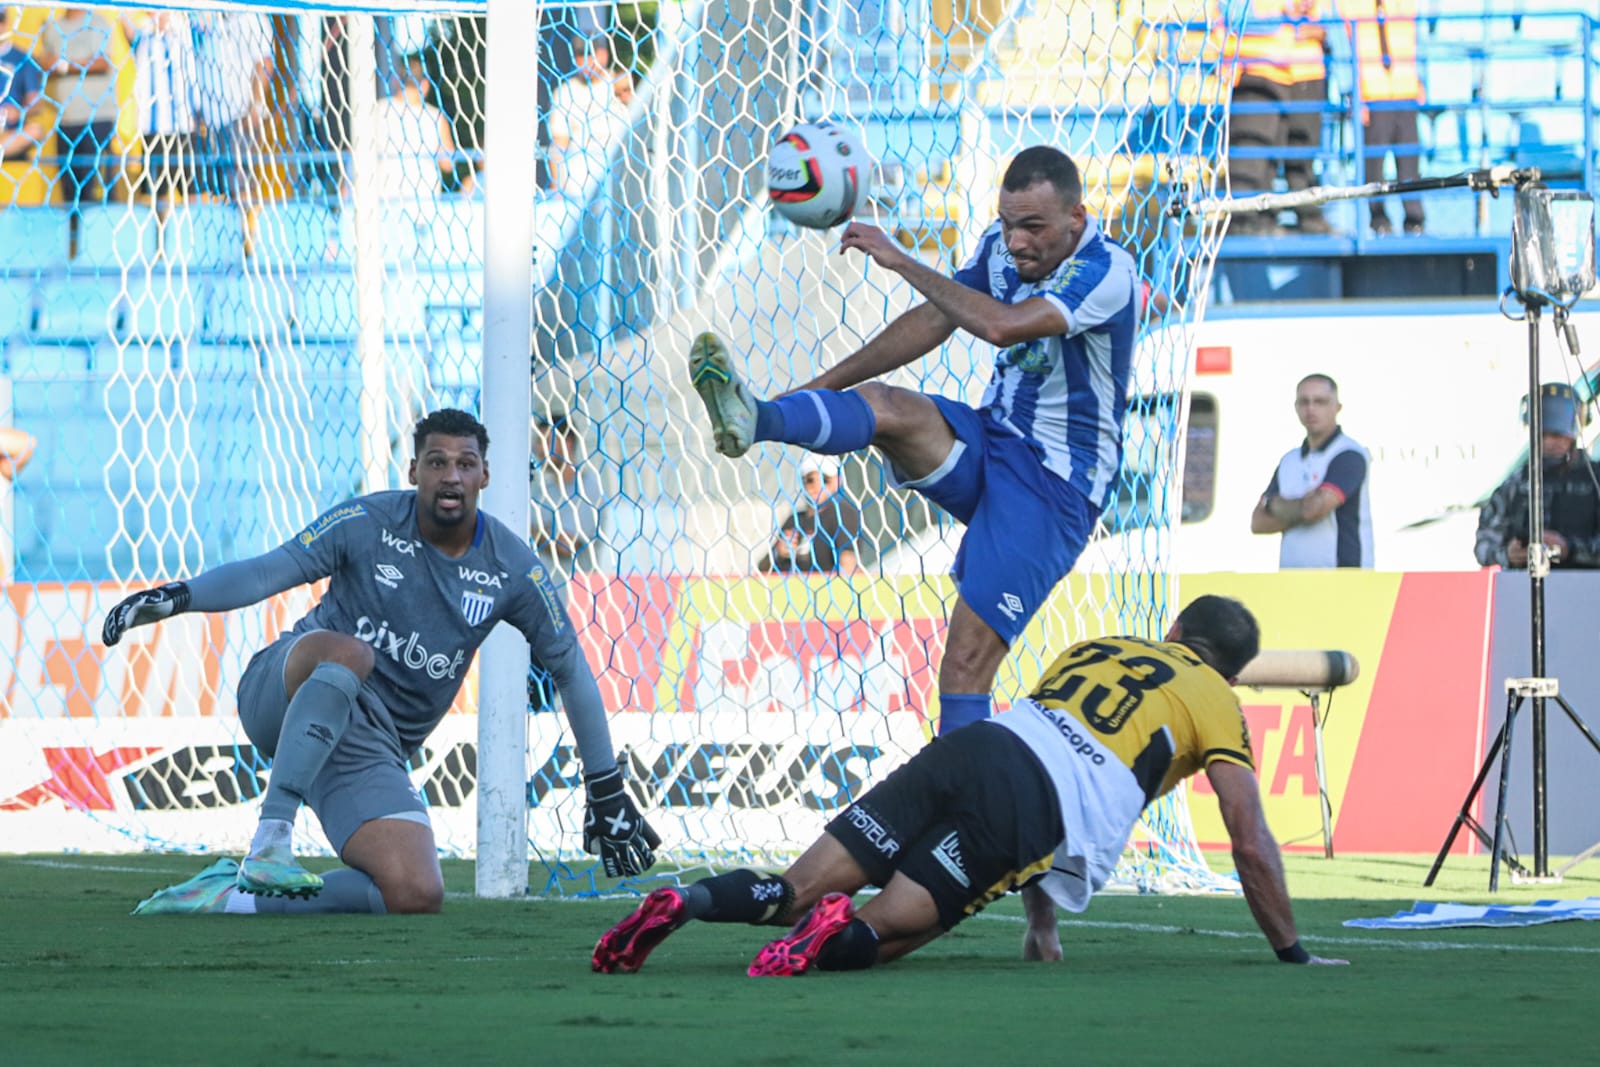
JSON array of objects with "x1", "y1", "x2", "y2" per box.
[{"x1": 1, "y1": 2, "x2": 1597, "y2": 581}]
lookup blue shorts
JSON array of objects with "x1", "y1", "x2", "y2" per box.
[
  {"x1": 237, "y1": 632, "x2": 429, "y2": 854},
  {"x1": 893, "y1": 396, "x2": 1099, "y2": 644}
]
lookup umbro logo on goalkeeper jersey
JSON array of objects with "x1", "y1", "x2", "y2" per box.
[{"x1": 374, "y1": 563, "x2": 404, "y2": 589}]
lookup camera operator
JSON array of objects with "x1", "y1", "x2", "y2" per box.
[{"x1": 1475, "y1": 383, "x2": 1600, "y2": 569}]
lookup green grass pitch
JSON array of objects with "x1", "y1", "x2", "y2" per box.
[{"x1": 3, "y1": 853, "x2": 1598, "y2": 1065}]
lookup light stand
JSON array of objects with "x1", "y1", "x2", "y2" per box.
[{"x1": 1426, "y1": 178, "x2": 1600, "y2": 890}]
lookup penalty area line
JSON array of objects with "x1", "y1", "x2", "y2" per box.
[
  {"x1": 978, "y1": 913, "x2": 1600, "y2": 954},
  {"x1": 5, "y1": 858, "x2": 192, "y2": 875}
]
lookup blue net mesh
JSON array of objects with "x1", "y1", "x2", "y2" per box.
[{"x1": 0, "y1": 0, "x2": 1244, "y2": 896}]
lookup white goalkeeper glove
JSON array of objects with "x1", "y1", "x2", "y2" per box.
[
  {"x1": 582, "y1": 765, "x2": 660, "y2": 878},
  {"x1": 101, "y1": 582, "x2": 191, "y2": 646}
]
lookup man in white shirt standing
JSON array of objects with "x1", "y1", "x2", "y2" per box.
[
  {"x1": 546, "y1": 35, "x2": 632, "y2": 196},
  {"x1": 1251, "y1": 373, "x2": 1374, "y2": 568}
]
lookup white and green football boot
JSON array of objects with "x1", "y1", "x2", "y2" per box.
[
  {"x1": 688, "y1": 331, "x2": 758, "y2": 459},
  {"x1": 237, "y1": 843, "x2": 323, "y2": 899},
  {"x1": 131, "y1": 858, "x2": 240, "y2": 915}
]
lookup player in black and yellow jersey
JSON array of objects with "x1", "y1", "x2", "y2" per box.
[{"x1": 593, "y1": 595, "x2": 1348, "y2": 976}]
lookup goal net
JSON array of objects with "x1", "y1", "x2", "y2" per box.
[{"x1": 0, "y1": 0, "x2": 1242, "y2": 895}]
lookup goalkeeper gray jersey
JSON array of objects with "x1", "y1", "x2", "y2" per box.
[{"x1": 267, "y1": 490, "x2": 576, "y2": 753}]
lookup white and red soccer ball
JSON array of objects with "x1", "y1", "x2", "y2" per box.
[{"x1": 766, "y1": 120, "x2": 873, "y2": 230}]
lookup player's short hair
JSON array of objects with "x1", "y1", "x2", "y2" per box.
[
  {"x1": 1173, "y1": 595, "x2": 1260, "y2": 679},
  {"x1": 1002, "y1": 146, "x2": 1083, "y2": 209},
  {"x1": 413, "y1": 409, "x2": 489, "y2": 456},
  {"x1": 1297, "y1": 373, "x2": 1339, "y2": 396}
]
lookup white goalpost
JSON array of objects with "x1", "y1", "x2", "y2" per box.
[{"x1": 0, "y1": 0, "x2": 1248, "y2": 897}]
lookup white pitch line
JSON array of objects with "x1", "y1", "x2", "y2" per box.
[
  {"x1": 3, "y1": 858, "x2": 187, "y2": 875},
  {"x1": 980, "y1": 913, "x2": 1600, "y2": 954}
]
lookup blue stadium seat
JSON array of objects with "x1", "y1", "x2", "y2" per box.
[
  {"x1": 0, "y1": 278, "x2": 34, "y2": 338},
  {"x1": 203, "y1": 275, "x2": 296, "y2": 343},
  {"x1": 74, "y1": 205, "x2": 158, "y2": 270},
  {"x1": 185, "y1": 344, "x2": 259, "y2": 377},
  {"x1": 124, "y1": 269, "x2": 202, "y2": 339},
  {"x1": 419, "y1": 199, "x2": 484, "y2": 267},
  {"x1": 338, "y1": 202, "x2": 426, "y2": 264},
  {"x1": 427, "y1": 329, "x2": 481, "y2": 391},
  {"x1": 0, "y1": 209, "x2": 70, "y2": 275},
  {"x1": 163, "y1": 206, "x2": 247, "y2": 271},
  {"x1": 381, "y1": 273, "x2": 429, "y2": 338},
  {"x1": 253, "y1": 203, "x2": 348, "y2": 269},
  {"x1": 32, "y1": 279, "x2": 125, "y2": 343},
  {"x1": 4, "y1": 343, "x2": 94, "y2": 379},
  {"x1": 418, "y1": 266, "x2": 483, "y2": 311},
  {"x1": 295, "y1": 275, "x2": 359, "y2": 342}
]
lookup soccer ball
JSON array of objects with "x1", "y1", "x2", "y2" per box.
[{"x1": 766, "y1": 121, "x2": 872, "y2": 230}]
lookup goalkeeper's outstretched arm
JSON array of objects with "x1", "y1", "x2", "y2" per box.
[
  {"x1": 1209, "y1": 761, "x2": 1349, "y2": 965},
  {"x1": 101, "y1": 546, "x2": 320, "y2": 646}
]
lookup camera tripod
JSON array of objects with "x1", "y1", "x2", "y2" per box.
[{"x1": 1425, "y1": 298, "x2": 1600, "y2": 891}]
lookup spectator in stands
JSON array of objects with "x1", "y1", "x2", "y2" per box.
[
  {"x1": 191, "y1": 11, "x2": 273, "y2": 204},
  {"x1": 0, "y1": 423, "x2": 35, "y2": 480},
  {"x1": 1475, "y1": 384, "x2": 1600, "y2": 570},
  {"x1": 529, "y1": 410, "x2": 602, "y2": 578},
  {"x1": 1226, "y1": 0, "x2": 1335, "y2": 236},
  {"x1": 0, "y1": 6, "x2": 47, "y2": 164},
  {"x1": 546, "y1": 34, "x2": 633, "y2": 196},
  {"x1": 119, "y1": 9, "x2": 198, "y2": 214},
  {"x1": 293, "y1": 13, "x2": 350, "y2": 200},
  {"x1": 375, "y1": 54, "x2": 463, "y2": 199},
  {"x1": 1342, "y1": 0, "x2": 1426, "y2": 236},
  {"x1": 38, "y1": 7, "x2": 120, "y2": 209},
  {"x1": 1251, "y1": 373, "x2": 1373, "y2": 568},
  {"x1": 0, "y1": 422, "x2": 34, "y2": 581},
  {"x1": 759, "y1": 453, "x2": 863, "y2": 576}
]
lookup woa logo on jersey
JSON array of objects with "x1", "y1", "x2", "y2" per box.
[{"x1": 354, "y1": 616, "x2": 466, "y2": 680}]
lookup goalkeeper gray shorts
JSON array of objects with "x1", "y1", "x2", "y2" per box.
[{"x1": 237, "y1": 631, "x2": 429, "y2": 854}]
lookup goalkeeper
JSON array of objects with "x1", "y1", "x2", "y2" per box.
[
  {"x1": 111, "y1": 409, "x2": 658, "y2": 916},
  {"x1": 594, "y1": 596, "x2": 1348, "y2": 975}
]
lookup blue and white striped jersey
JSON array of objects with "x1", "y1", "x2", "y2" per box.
[
  {"x1": 131, "y1": 13, "x2": 197, "y2": 136},
  {"x1": 952, "y1": 215, "x2": 1139, "y2": 508}
]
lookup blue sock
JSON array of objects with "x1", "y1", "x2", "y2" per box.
[
  {"x1": 753, "y1": 390, "x2": 876, "y2": 453},
  {"x1": 937, "y1": 693, "x2": 991, "y2": 736}
]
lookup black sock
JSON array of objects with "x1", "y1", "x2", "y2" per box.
[
  {"x1": 815, "y1": 918, "x2": 880, "y2": 971},
  {"x1": 682, "y1": 869, "x2": 794, "y2": 924}
]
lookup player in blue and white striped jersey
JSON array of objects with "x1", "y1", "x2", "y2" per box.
[
  {"x1": 690, "y1": 146, "x2": 1139, "y2": 737},
  {"x1": 107, "y1": 410, "x2": 658, "y2": 917}
]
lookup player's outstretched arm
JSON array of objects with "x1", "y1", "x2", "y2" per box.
[
  {"x1": 796, "y1": 301, "x2": 956, "y2": 394},
  {"x1": 101, "y1": 547, "x2": 316, "y2": 646},
  {"x1": 840, "y1": 223, "x2": 1066, "y2": 350},
  {"x1": 1208, "y1": 761, "x2": 1348, "y2": 965},
  {"x1": 102, "y1": 582, "x2": 192, "y2": 646}
]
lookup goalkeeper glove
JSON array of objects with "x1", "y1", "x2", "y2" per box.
[
  {"x1": 582, "y1": 765, "x2": 661, "y2": 878},
  {"x1": 101, "y1": 582, "x2": 192, "y2": 646}
]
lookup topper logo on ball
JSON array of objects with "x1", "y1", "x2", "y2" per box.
[{"x1": 766, "y1": 119, "x2": 874, "y2": 230}]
